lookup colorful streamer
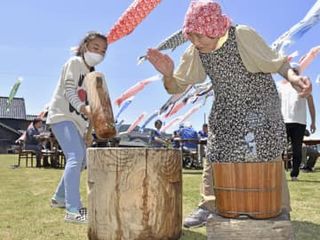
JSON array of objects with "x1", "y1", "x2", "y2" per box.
[
  {"x1": 138, "y1": 29, "x2": 188, "y2": 64},
  {"x1": 164, "y1": 101, "x2": 187, "y2": 119},
  {"x1": 178, "y1": 103, "x2": 202, "y2": 125},
  {"x1": 115, "y1": 75, "x2": 160, "y2": 106},
  {"x1": 159, "y1": 85, "x2": 193, "y2": 115},
  {"x1": 6, "y1": 77, "x2": 23, "y2": 112},
  {"x1": 160, "y1": 116, "x2": 182, "y2": 133},
  {"x1": 115, "y1": 97, "x2": 134, "y2": 122},
  {"x1": 164, "y1": 81, "x2": 214, "y2": 118},
  {"x1": 272, "y1": 0, "x2": 320, "y2": 53},
  {"x1": 159, "y1": 94, "x2": 182, "y2": 115},
  {"x1": 140, "y1": 110, "x2": 159, "y2": 130},
  {"x1": 164, "y1": 92, "x2": 197, "y2": 119},
  {"x1": 156, "y1": 30, "x2": 187, "y2": 52},
  {"x1": 107, "y1": 0, "x2": 162, "y2": 44},
  {"x1": 299, "y1": 45, "x2": 320, "y2": 72},
  {"x1": 126, "y1": 112, "x2": 147, "y2": 133}
]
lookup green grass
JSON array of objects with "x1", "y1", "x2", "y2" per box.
[{"x1": 0, "y1": 154, "x2": 319, "y2": 240}]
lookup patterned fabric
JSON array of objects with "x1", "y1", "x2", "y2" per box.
[
  {"x1": 107, "y1": 0, "x2": 161, "y2": 44},
  {"x1": 183, "y1": 1, "x2": 230, "y2": 39},
  {"x1": 199, "y1": 26, "x2": 286, "y2": 163}
]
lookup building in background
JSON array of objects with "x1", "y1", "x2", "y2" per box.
[{"x1": 0, "y1": 97, "x2": 37, "y2": 153}]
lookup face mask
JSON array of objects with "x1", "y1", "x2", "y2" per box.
[{"x1": 84, "y1": 51, "x2": 104, "y2": 67}]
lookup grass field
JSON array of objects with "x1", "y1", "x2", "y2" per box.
[{"x1": 0, "y1": 154, "x2": 319, "y2": 240}]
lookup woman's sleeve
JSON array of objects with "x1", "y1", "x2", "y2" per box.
[
  {"x1": 63, "y1": 59, "x2": 85, "y2": 112},
  {"x1": 235, "y1": 25, "x2": 290, "y2": 77},
  {"x1": 164, "y1": 44, "x2": 207, "y2": 94}
]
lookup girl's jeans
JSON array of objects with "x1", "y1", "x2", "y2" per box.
[{"x1": 51, "y1": 121, "x2": 86, "y2": 213}]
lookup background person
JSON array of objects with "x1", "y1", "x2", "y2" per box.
[
  {"x1": 198, "y1": 123, "x2": 208, "y2": 138},
  {"x1": 278, "y1": 63, "x2": 316, "y2": 181},
  {"x1": 179, "y1": 122, "x2": 199, "y2": 151},
  {"x1": 301, "y1": 130, "x2": 319, "y2": 172},
  {"x1": 171, "y1": 130, "x2": 181, "y2": 149},
  {"x1": 25, "y1": 118, "x2": 43, "y2": 168},
  {"x1": 149, "y1": 119, "x2": 168, "y2": 147}
]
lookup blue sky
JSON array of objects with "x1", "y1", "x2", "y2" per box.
[{"x1": 1, "y1": 0, "x2": 319, "y2": 137}]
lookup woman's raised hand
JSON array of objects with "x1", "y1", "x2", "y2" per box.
[{"x1": 146, "y1": 48, "x2": 174, "y2": 77}]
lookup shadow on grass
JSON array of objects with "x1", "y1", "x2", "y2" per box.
[
  {"x1": 180, "y1": 229, "x2": 207, "y2": 240},
  {"x1": 292, "y1": 221, "x2": 320, "y2": 240},
  {"x1": 183, "y1": 170, "x2": 203, "y2": 175},
  {"x1": 293, "y1": 180, "x2": 320, "y2": 183}
]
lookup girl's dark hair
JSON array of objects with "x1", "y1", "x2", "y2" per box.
[{"x1": 75, "y1": 31, "x2": 108, "y2": 56}]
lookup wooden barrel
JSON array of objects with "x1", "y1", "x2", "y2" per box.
[
  {"x1": 212, "y1": 161, "x2": 282, "y2": 219},
  {"x1": 87, "y1": 148, "x2": 182, "y2": 240}
]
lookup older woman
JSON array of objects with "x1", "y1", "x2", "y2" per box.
[{"x1": 147, "y1": 1, "x2": 311, "y2": 227}]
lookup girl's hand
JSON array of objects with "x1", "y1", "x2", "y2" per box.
[
  {"x1": 80, "y1": 105, "x2": 92, "y2": 121},
  {"x1": 146, "y1": 48, "x2": 174, "y2": 77}
]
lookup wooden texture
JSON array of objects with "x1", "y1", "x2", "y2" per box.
[
  {"x1": 87, "y1": 148, "x2": 182, "y2": 240},
  {"x1": 84, "y1": 72, "x2": 116, "y2": 139},
  {"x1": 212, "y1": 161, "x2": 282, "y2": 219},
  {"x1": 207, "y1": 213, "x2": 294, "y2": 240},
  {"x1": 18, "y1": 150, "x2": 36, "y2": 167}
]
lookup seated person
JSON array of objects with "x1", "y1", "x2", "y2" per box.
[
  {"x1": 25, "y1": 118, "x2": 44, "y2": 167},
  {"x1": 301, "y1": 144, "x2": 319, "y2": 172},
  {"x1": 301, "y1": 129, "x2": 319, "y2": 172},
  {"x1": 45, "y1": 129, "x2": 61, "y2": 168},
  {"x1": 198, "y1": 123, "x2": 208, "y2": 138},
  {"x1": 171, "y1": 130, "x2": 180, "y2": 149},
  {"x1": 179, "y1": 122, "x2": 199, "y2": 151},
  {"x1": 149, "y1": 120, "x2": 168, "y2": 148}
]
